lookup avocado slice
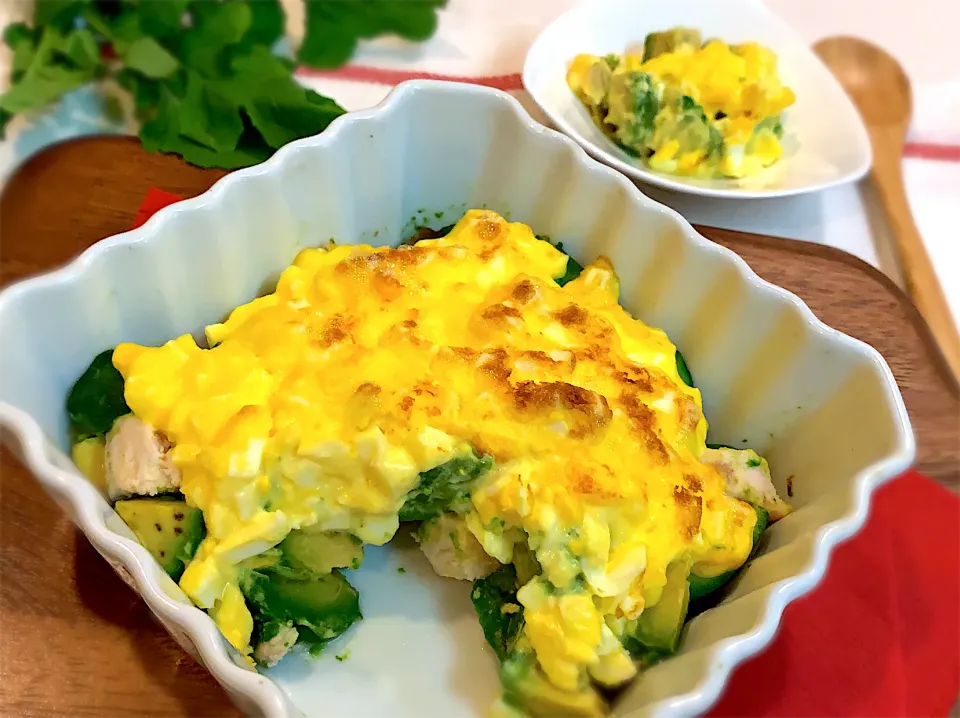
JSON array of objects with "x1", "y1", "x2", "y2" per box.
[
  {"x1": 241, "y1": 569, "x2": 361, "y2": 646},
  {"x1": 532, "y1": 235, "x2": 583, "y2": 287},
  {"x1": 688, "y1": 504, "x2": 769, "y2": 600},
  {"x1": 501, "y1": 649, "x2": 607, "y2": 718},
  {"x1": 642, "y1": 27, "x2": 703, "y2": 62},
  {"x1": 621, "y1": 560, "x2": 690, "y2": 661},
  {"x1": 511, "y1": 542, "x2": 542, "y2": 587},
  {"x1": 281, "y1": 530, "x2": 364, "y2": 575},
  {"x1": 72, "y1": 437, "x2": 107, "y2": 492},
  {"x1": 114, "y1": 498, "x2": 205, "y2": 581}
]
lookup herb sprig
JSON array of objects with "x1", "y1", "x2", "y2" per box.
[{"x1": 0, "y1": 0, "x2": 446, "y2": 169}]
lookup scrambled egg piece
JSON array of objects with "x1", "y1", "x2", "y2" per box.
[
  {"x1": 110, "y1": 209, "x2": 757, "y2": 688},
  {"x1": 566, "y1": 28, "x2": 795, "y2": 179}
]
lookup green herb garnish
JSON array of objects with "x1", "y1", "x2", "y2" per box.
[
  {"x1": 0, "y1": 0, "x2": 446, "y2": 168},
  {"x1": 470, "y1": 564, "x2": 524, "y2": 663},
  {"x1": 66, "y1": 348, "x2": 130, "y2": 440},
  {"x1": 675, "y1": 350, "x2": 695, "y2": 388},
  {"x1": 398, "y1": 449, "x2": 493, "y2": 522}
]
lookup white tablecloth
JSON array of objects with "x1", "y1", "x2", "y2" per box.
[{"x1": 2, "y1": 0, "x2": 957, "y2": 327}]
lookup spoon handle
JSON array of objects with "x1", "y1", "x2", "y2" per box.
[{"x1": 870, "y1": 128, "x2": 960, "y2": 382}]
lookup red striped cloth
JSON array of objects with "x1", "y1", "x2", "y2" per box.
[{"x1": 133, "y1": 187, "x2": 960, "y2": 717}]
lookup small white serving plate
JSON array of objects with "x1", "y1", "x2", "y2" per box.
[{"x1": 522, "y1": 0, "x2": 872, "y2": 199}]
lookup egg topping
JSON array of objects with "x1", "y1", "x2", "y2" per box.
[
  {"x1": 111, "y1": 209, "x2": 756, "y2": 687},
  {"x1": 567, "y1": 29, "x2": 796, "y2": 179}
]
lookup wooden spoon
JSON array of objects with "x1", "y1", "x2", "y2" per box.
[{"x1": 815, "y1": 36, "x2": 960, "y2": 383}]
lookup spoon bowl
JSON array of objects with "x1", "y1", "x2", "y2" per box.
[{"x1": 814, "y1": 37, "x2": 912, "y2": 128}]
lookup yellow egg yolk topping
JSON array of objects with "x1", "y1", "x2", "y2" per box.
[{"x1": 111, "y1": 209, "x2": 755, "y2": 681}]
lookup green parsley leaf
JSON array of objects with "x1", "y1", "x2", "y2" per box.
[
  {"x1": 139, "y1": 85, "x2": 271, "y2": 169},
  {"x1": 244, "y1": 0, "x2": 286, "y2": 48},
  {"x1": 62, "y1": 29, "x2": 101, "y2": 70},
  {"x1": 137, "y1": 84, "x2": 178, "y2": 152},
  {"x1": 4, "y1": 23, "x2": 37, "y2": 82},
  {"x1": 135, "y1": 0, "x2": 189, "y2": 41},
  {"x1": 178, "y1": 71, "x2": 244, "y2": 152},
  {"x1": 193, "y1": 1, "x2": 254, "y2": 48},
  {"x1": 177, "y1": 2, "x2": 254, "y2": 77},
  {"x1": 115, "y1": 67, "x2": 161, "y2": 115},
  {"x1": 96, "y1": 8, "x2": 143, "y2": 55},
  {"x1": 111, "y1": 9, "x2": 142, "y2": 41},
  {"x1": 212, "y1": 45, "x2": 344, "y2": 150},
  {"x1": 298, "y1": 0, "x2": 447, "y2": 68},
  {"x1": 244, "y1": 81, "x2": 344, "y2": 148},
  {"x1": 225, "y1": 44, "x2": 291, "y2": 85},
  {"x1": 0, "y1": 64, "x2": 87, "y2": 114},
  {"x1": 123, "y1": 37, "x2": 180, "y2": 78},
  {"x1": 5, "y1": 0, "x2": 444, "y2": 169},
  {"x1": 34, "y1": 0, "x2": 86, "y2": 29},
  {"x1": 0, "y1": 26, "x2": 101, "y2": 115}
]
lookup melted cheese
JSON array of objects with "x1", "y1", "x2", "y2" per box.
[{"x1": 111, "y1": 209, "x2": 755, "y2": 679}]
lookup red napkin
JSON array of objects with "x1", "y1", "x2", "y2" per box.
[
  {"x1": 133, "y1": 187, "x2": 960, "y2": 717},
  {"x1": 132, "y1": 187, "x2": 186, "y2": 229},
  {"x1": 707, "y1": 471, "x2": 959, "y2": 718}
]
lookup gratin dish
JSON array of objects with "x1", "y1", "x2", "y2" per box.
[{"x1": 0, "y1": 80, "x2": 913, "y2": 718}]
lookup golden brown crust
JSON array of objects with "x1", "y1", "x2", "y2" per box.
[
  {"x1": 511, "y1": 279, "x2": 537, "y2": 304},
  {"x1": 674, "y1": 486, "x2": 703, "y2": 539},
  {"x1": 318, "y1": 314, "x2": 353, "y2": 347}
]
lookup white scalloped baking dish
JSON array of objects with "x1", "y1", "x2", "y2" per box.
[{"x1": 0, "y1": 80, "x2": 914, "y2": 718}]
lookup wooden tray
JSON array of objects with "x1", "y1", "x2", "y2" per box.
[{"x1": 1, "y1": 137, "x2": 957, "y2": 717}]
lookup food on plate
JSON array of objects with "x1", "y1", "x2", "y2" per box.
[
  {"x1": 66, "y1": 209, "x2": 792, "y2": 716},
  {"x1": 566, "y1": 27, "x2": 796, "y2": 179}
]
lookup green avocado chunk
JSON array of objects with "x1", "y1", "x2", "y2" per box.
[
  {"x1": 642, "y1": 27, "x2": 703, "y2": 62},
  {"x1": 556, "y1": 256, "x2": 585, "y2": 287},
  {"x1": 114, "y1": 498, "x2": 205, "y2": 581},
  {"x1": 620, "y1": 560, "x2": 690, "y2": 662},
  {"x1": 501, "y1": 649, "x2": 607, "y2": 718},
  {"x1": 688, "y1": 504, "x2": 770, "y2": 600},
  {"x1": 280, "y1": 530, "x2": 364, "y2": 575},
  {"x1": 241, "y1": 569, "x2": 361, "y2": 646}
]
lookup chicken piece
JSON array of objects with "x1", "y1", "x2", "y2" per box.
[
  {"x1": 253, "y1": 624, "x2": 299, "y2": 667},
  {"x1": 416, "y1": 513, "x2": 501, "y2": 581},
  {"x1": 702, "y1": 446, "x2": 791, "y2": 521},
  {"x1": 105, "y1": 415, "x2": 181, "y2": 501}
]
